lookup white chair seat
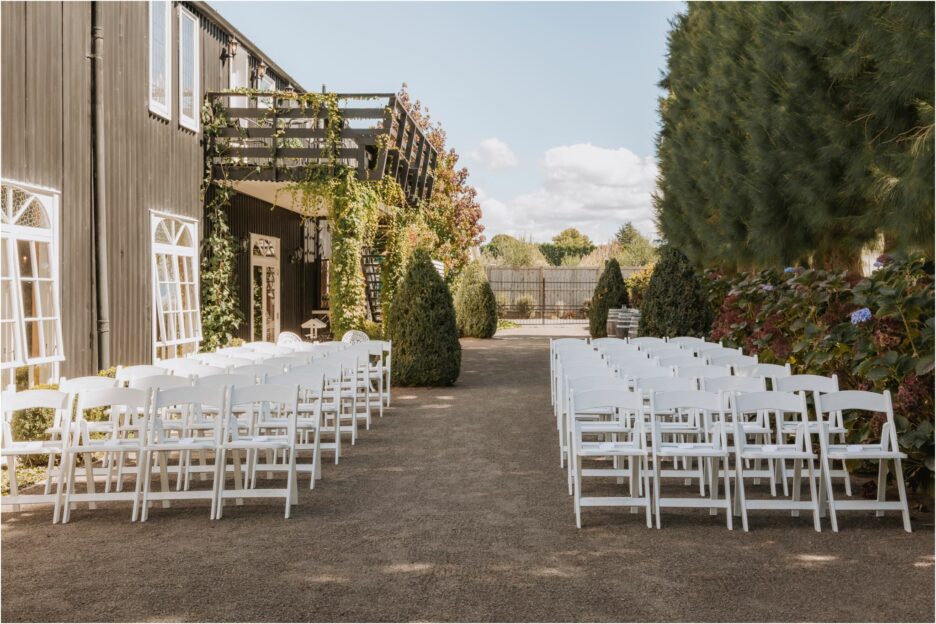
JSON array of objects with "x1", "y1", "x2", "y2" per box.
[
  {"x1": 781, "y1": 422, "x2": 846, "y2": 436},
  {"x1": 826, "y1": 445, "x2": 906, "y2": 460},
  {"x1": 741, "y1": 444, "x2": 816, "y2": 459},
  {"x1": 222, "y1": 436, "x2": 291, "y2": 450},
  {"x1": 148, "y1": 438, "x2": 216, "y2": 451},
  {"x1": 578, "y1": 441, "x2": 646, "y2": 457},
  {"x1": 77, "y1": 439, "x2": 142, "y2": 453},
  {"x1": 656, "y1": 442, "x2": 727, "y2": 457},
  {"x1": 2, "y1": 440, "x2": 64, "y2": 455}
]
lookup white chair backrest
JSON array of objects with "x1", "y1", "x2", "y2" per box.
[
  {"x1": 590, "y1": 337, "x2": 627, "y2": 349},
  {"x1": 115, "y1": 365, "x2": 167, "y2": 384},
  {"x1": 651, "y1": 390, "x2": 724, "y2": 415},
  {"x1": 668, "y1": 336, "x2": 707, "y2": 347},
  {"x1": 58, "y1": 375, "x2": 117, "y2": 394},
  {"x1": 642, "y1": 345, "x2": 685, "y2": 358},
  {"x1": 218, "y1": 356, "x2": 253, "y2": 368},
  {"x1": 816, "y1": 390, "x2": 898, "y2": 450},
  {"x1": 567, "y1": 375, "x2": 632, "y2": 395},
  {"x1": 702, "y1": 375, "x2": 766, "y2": 393},
  {"x1": 128, "y1": 374, "x2": 192, "y2": 393},
  {"x1": 657, "y1": 355, "x2": 706, "y2": 368},
  {"x1": 247, "y1": 343, "x2": 294, "y2": 356},
  {"x1": 1, "y1": 389, "x2": 70, "y2": 444},
  {"x1": 151, "y1": 385, "x2": 226, "y2": 442},
  {"x1": 628, "y1": 337, "x2": 667, "y2": 347},
  {"x1": 261, "y1": 355, "x2": 309, "y2": 374},
  {"x1": 571, "y1": 388, "x2": 644, "y2": 415},
  {"x1": 732, "y1": 391, "x2": 808, "y2": 446},
  {"x1": 708, "y1": 353, "x2": 759, "y2": 370},
  {"x1": 74, "y1": 387, "x2": 149, "y2": 443},
  {"x1": 615, "y1": 362, "x2": 670, "y2": 380},
  {"x1": 165, "y1": 361, "x2": 225, "y2": 378},
  {"x1": 775, "y1": 373, "x2": 839, "y2": 395},
  {"x1": 696, "y1": 345, "x2": 742, "y2": 358},
  {"x1": 675, "y1": 364, "x2": 732, "y2": 380},
  {"x1": 635, "y1": 376, "x2": 697, "y2": 393},
  {"x1": 195, "y1": 373, "x2": 256, "y2": 390},
  {"x1": 737, "y1": 363, "x2": 792, "y2": 379},
  {"x1": 604, "y1": 353, "x2": 653, "y2": 369},
  {"x1": 195, "y1": 354, "x2": 239, "y2": 369},
  {"x1": 216, "y1": 346, "x2": 253, "y2": 356}
]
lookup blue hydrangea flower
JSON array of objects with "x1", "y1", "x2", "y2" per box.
[
  {"x1": 761, "y1": 284, "x2": 775, "y2": 292},
  {"x1": 850, "y1": 308, "x2": 872, "y2": 325},
  {"x1": 872, "y1": 260, "x2": 884, "y2": 268},
  {"x1": 784, "y1": 267, "x2": 795, "y2": 273}
]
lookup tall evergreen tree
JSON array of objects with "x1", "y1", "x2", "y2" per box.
[{"x1": 588, "y1": 259, "x2": 629, "y2": 338}]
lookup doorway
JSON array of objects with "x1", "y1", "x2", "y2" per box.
[{"x1": 249, "y1": 234, "x2": 280, "y2": 342}]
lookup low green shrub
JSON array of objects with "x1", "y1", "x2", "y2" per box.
[
  {"x1": 589, "y1": 259, "x2": 629, "y2": 337},
  {"x1": 625, "y1": 263, "x2": 654, "y2": 310},
  {"x1": 454, "y1": 261, "x2": 498, "y2": 338},
  {"x1": 638, "y1": 246, "x2": 710, "y2": 337},
  {"x1": 385, "y1": 249, "x2": 461, "y2": 386},
  {"x1": 515, "y1": 295, "x2": 536, "y2": 319}
]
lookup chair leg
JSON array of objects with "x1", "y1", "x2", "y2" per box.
[
  {"x1": 708, "y1": 457, "x2": 719, "y2": 516},
  {"x1": 131, "y1": 452, "x2": 145, "y2": 522},
  {"x1": 141, "y1": 450, "x2": 153, "y2": 522},
  {"x1": 642, "y1": 455, "x2": 652, "y2": 529},
  {"x1": 792, "y1": 459, "x2": 802, "y2": 517},
  {"x1": 574, "y1": 456, "x2": 583, "y2": 529},
  {"x1": 735, "y1": 463, "x2": 749, "y2": 532},
  {"x1": 83, "y1": 452, "x2": 98, "y2": 510},
  {"x1": 723, "y1": 456, "x2": 733, "y2": 530},
  {"x1": 6, "y1": 455, "x2": 20, "y2": 513},
  {"x1": 653, "y1": 456, "x2": 662, "y2": 529},
  {"x1": 893, "y1": 459, "x2": 912, "y2": 533},
  {"x1": 820, "y1": 455, "x2": 839, "y2": 532},
  {"x1": 876, "y1": 458, "x2": 888, "y2": 517},
  {"x1": 806, "y1": 458, "x2": 821, "y2": 532}
]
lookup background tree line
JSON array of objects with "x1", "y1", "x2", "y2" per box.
[
  {"x1": 655, "y1": 2, "x2": 934, "y2": 271},
  {"x1": 481, "y1": 224, "x2": 657, "y2": 268}
]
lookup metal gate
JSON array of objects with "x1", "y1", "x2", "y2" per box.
[{"x1": 484, "y1": 267, "x2": 597, "y2": 324}]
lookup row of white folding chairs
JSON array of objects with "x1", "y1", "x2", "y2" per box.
[
  {"x1": 567, "y1": 387, "x2": 911, "y2": 532},
  {"x1": 2, "y1": 382, "x2": 318, "y2": 522},
  {"x1": 2, "y1": 341, "x2": 392, "y2": 521}
]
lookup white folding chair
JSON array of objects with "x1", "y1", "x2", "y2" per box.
[
  {"x1": 246, "y1": 343, "x2": 294, "y2": 356},
  {"x1": 775, "y1": 374, "x2": 852, "y2": 495},
  {"x1": 642, "y1": 345, "x2": 686, "y2": 359},
  {"x1": 731, "y1": 391, "x2": 821, "y2": 532},
  {"x1": 668, "y1": 336, "x2": 708, "y2": 348},
  {"x1": 61, "y1": 387, "x2": 149, "y2": 523},
  {"x1": 695, "y1": 345, "x2": 742, "y2": 359},
  {"x1": 216, "y1": 384, "x2": 300, "y2": 519},
  {"x1": 268, "y1": 369, "x2": 325, "y2": 489},
  {"x1": 737, "y1": 363, "x2": 792, "y2": 390},
  {"x1": 140, "y1": 385, "x2": 226, "y2": 520},
  {"x1": 570, "y1": 389, "x2": 651, "y2": 528},
  {"x1": 590, "y1": 337, "x2": 628, "y2": 350},
  {"x1": 167, "y1": 362, "x2": 226, "y2": 379},
  {"x1": 658, "y1": 354, "x2": 707, "y2": 369},
  {"x1": 550, "y1": 339, "x2": 593, "y2": 407},
  {"x1": 675, "y1": 364, "x2": 732, "y2": 384},
  {"x1": 815, "y1": 390, "x2": 911, "y2": 532},
  {"x1": 229, "y1": 363, "x2": 281, "y2": 383},
  {"x1": 292, "y1": 361, "x2": 344, "y2": 464},
  {"x1": 558, "y1": 363, "x2": 615, "y2": 468},
  {"x1": 648, "y1": 390, "x2": 732, "y2": 529},
  {"x1": 1, "y1": 389, "x2": 70, "y2": 522}
]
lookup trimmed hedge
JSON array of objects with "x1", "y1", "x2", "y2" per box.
[
  {"x1": 638, "y1": 246, "x2": 711, "y2": 337},
  {"x1": 386, "y1": 249, "x2": 461, "y2": 386},
  {"x1": 454, "y1": 261, "x2": 498, "y2": 338},
  {"x1": 588, "y1": 258, "x2": 629, "y2": 337}
]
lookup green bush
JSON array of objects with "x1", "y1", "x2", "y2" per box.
[
  {"x1": 386, "y1": 249, "x2": 461, "y2": 386},
  {"x1": 454, "y1": 261, "x2": 498, "y2": 338},
  {"x1": 625, "y1": 263, "x2": 654, "y2": 310},
  {"x1": 515, "y1": 295, "x2": 536, "y2": 319},
  {"x1": 588, "y1": 259, "x2": 629, "y2": 337},
  {"x1": 638, "y1": 246, "x2": 711, "y2": 337}
]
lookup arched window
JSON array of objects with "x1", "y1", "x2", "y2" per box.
[
  {"x1": 151, "y1": 212, "x2": 201, "y2": 360},
  {"x1": 1, "y1": 181, "x2": 64, "y2": 384}
]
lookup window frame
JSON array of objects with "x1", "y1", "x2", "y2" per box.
[
  {"x1": 0, "y1": 180, "x2": 65, "y2": 372},
  {"x1": 177, "y1": 5, "x2": 200, "y2": 132},
  {"x1": 150, "y1": 211, "x2": 202, "y2": 362},
  {"x1": 148, "y1": 0, "x2": 172, "y2": 120}
]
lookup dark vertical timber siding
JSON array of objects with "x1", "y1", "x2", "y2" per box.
[
  {"x1": 225, "y1": 193, "x2": 311, "y2": 340},
  {"x1": 1, "y1": 1, "x2": 95, "y2": 377}
]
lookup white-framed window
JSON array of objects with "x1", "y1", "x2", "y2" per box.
[
  {"x1": 178, "y1": 5, "x2": 200, "y2": 131},
  {"x1": 149, "y1": 0, "x2": 172, "y2": 120},
  {"x1": 1, "y1": 181, "x2": 65, "y2": 383},
  {"x1": 150, "y1": 212, "x2": 201, "y2": 361}
]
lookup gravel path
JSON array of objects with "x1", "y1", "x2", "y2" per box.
[{"x1": 2, "y1": 336, "x2": 933, "y2": 622}]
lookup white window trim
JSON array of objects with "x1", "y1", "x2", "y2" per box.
[
  {"x1": 150, "y1": 211, "x2": 201, "y2": 362},
  {"x1": 177, "y1": 5, "x2": 200, "y2": 132},
  {"x1": 1, "y1": 180, "x2": 65, "y2": 372},
  {"x1": 148, "y1": 0, "x2": 172, "y2": 120}
]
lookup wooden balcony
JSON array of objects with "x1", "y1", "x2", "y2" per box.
[{"x1": 205, "y1": 92, "x2": 438, "y2": 206}]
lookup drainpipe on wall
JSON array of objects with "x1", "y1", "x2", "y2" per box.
[{"x1": 91, "y1": 2, "x2": 111, "y2": 370}]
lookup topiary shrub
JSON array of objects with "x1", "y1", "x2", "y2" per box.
[
  {"x1": 454, "y1": 261, "x2": 498, "y2": 338},
  {"x1": 638, "y1": 245, "x2": 711, "y2": 337},
  {"x1": 588, "y1": 258, "x2": 629, "y2": 337},
  {"x1": 386, "y1": 249, "x2": 461, "y2": 386}
]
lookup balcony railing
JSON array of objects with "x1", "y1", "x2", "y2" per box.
[{"x1": 205, "y1": 92, "x2": 438, "y2": 206}]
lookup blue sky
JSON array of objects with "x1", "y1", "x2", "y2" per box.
[{"x1": 212, "y1": 1, "x2": 683, "y2": 243}]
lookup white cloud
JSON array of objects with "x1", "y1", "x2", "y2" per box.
[
  {"x1": 479, "y1": 143, "x2": 658, "y2": 244},
  {"x1": 468, "y1": 137, "x2": 519, "y2": 170}
]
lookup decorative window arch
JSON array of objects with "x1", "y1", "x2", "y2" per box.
[
  {"x1": 151, "y1": 212, "x2": 201, "y2": 360},
  {"x1": 1, "y1": 181, "x2": 64, "y2": 381}
]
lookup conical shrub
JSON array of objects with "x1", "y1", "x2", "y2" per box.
[
  {"x1": 588, "y1": 258, "x2": 629, "y2": 337},
  {"x1": 454, "y1": 261, "x2": 498, "y2": 338},
  {"x1": 638, "y1": 245, "x2": 711, "y2": 337},
  {"x1": 386, "y1": 249, "x2": 461, "y2": 386}
]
